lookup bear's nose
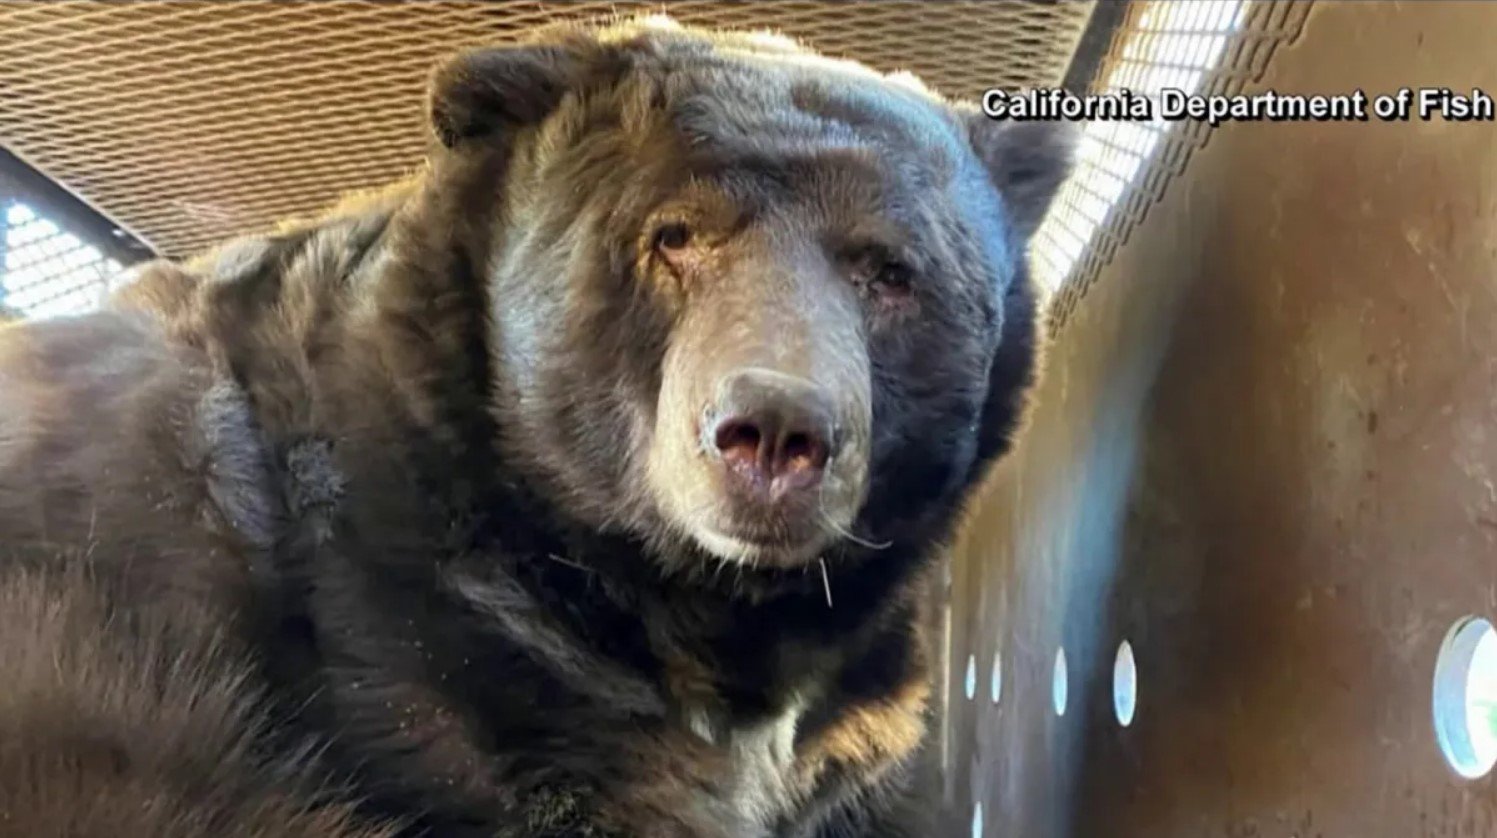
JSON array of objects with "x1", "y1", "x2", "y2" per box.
[{"x1": 709, "y1": 369, "x2": 837, "y2": 501}]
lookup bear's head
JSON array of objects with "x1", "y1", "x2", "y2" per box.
[{"x1": 425, "y1": 16, "x2": 1072, "y2": 575}]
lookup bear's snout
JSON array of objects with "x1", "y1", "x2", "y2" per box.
[{"x1": 706, "y1": 368, "x2": 837, "y2": 505}]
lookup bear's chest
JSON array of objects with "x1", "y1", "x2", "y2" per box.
[{"x1": 681, "y1": 695, "x2": 811, "y2": 834}]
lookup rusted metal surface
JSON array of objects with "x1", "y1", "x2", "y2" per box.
[{"x1": 943, "y1": 2, "x2": 1497, "y2": 835}]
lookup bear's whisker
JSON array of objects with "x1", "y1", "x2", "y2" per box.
[{"x1": 814, "y1": 488, "x2": 892, "y2": 551}]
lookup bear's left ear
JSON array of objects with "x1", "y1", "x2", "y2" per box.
[
  {"x1": 965, "y1": 116, "x2": 1076, "y2": 241},
  {"x1": 957, "y1": 116, "x2": 1072, "y2": 491},
  {"x1": 428, "y1": 34, "x2": 597, "y2": 148}
]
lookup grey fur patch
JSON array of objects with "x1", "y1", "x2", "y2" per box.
[
  {"x1": 190, "y1": 380, "x2": 280, "y2": 552},
  {"x1": 285, "y1": 436, "x2": 345, "y2": 542}
]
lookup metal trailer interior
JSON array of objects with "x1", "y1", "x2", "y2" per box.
[{"x1": 2, "y1": 2, "x2": 1496, "y2": 835}]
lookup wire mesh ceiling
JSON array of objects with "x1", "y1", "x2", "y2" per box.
[{"x1": 0, "y1": 1, "x2": 1097, "y2": 262}]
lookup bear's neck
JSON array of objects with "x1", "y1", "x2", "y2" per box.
[{"x1": 439, "y1": 448, "x2": 930, "y2": 710}]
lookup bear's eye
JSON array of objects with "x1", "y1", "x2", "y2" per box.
[
  {"x1": 847, "y1": 247, "x2": 913, "y2": 299},
  {"x1": 652, "y1": 222, "x2": 693, "y2": 253},
  {"x1": 871, "y1": 260, "x2": 913, "y2": 295}
]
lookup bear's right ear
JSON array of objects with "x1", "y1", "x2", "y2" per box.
[{"x1": 428, "y1": 41, "x2": 589, "y2": 148}]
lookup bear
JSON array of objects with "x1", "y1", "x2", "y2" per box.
[{"x1": 0, "y1": 15, "x2": 1070, "y2": 838}]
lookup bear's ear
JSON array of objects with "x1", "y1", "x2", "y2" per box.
[
  {"x1": 965, "y1": 116, "x2": 1076, "y2": 241},
  {"x1": 428, "y1": 39, "x2": 592, "y2": 148},
  {"x1": 957, "y1": 116, "x2": 1070, "y2": 491}
]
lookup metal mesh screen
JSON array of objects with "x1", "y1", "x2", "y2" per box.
[
  {"x1": 1034, "y1": 0, "x2": 1314, "y2": 331},
  {"x1": 0, "y1": 0, "x2": 1096, "y2": 272},
  {"x1": 0, "y1": 198, "x2": 124, "y2": 319}
]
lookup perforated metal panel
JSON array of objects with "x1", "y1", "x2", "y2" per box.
[
  {"x1": 944, "y1": 2, "x2": 1497, "y2": 836},
  {"x1": 0, "y1": 0, "x2": 1095, "y2": 265}
]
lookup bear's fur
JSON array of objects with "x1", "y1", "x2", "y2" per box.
[{"x1": 0, "y1": 16, "x2": 1070, "y2": 837}]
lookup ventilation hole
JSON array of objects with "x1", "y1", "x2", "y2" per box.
[
  {"x1": 971, "y1": 801, "x2": 983, "y2": 838},
  {"x1": 1114, "y1": 640, "x2": 1138, "y2": 727},
  {"x1": 1052, "y1": 647, "x2": 1068, "y2": 717},
  {"x1": 990, "y1": 651, "x2": 1003, "y2": 705},
  {"x1": 1433, "y1": 616, "x2": 1497, "y2": 779},
  {"x1": 964, "y1": 654, "x2": 977, "y2": 701}
]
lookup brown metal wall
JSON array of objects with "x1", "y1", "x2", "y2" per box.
[{"x1": 943, "y1": 2, "x2": 1497, "y2": 836}]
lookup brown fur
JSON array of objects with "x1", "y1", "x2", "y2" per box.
[
  {"x1": 0, "y1": 16, "x2": 1069, "y2": 837},
  {"x1": 0, "y1": 565, "x2": 395, "y2": 838}
]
